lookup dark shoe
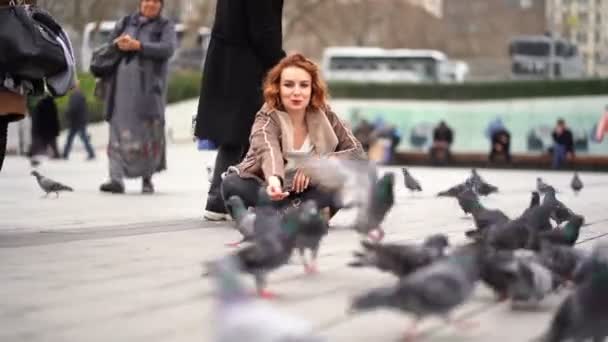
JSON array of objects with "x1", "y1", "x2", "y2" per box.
[
  {"x1": 142, "y1": 178, "x2": 154, "y2": 194},
  {"x1": 100, "y1": 180, "x2": 125, "y2": 194}
]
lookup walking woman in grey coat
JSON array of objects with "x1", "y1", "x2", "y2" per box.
[{"x1": 99, "y1": 0, "x2": 176, "y2": 194}]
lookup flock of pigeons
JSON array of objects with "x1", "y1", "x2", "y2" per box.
[
  {"x1": 205, "y1": 159, "x2": 608, "y2": 342},
  {"x1": 27, "y1": 161, "x2": 606, "y2": 341}
]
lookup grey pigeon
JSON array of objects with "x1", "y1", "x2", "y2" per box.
[
  {"x1": 461, "y1": 194, "x2": 510, "y2": 234},
  {"x1": 348, "y1": 233, "x2": 450, "y2": 278},
  {"x1": 437, "y1": 182, "x2": 470, "y2": 197},
  {"x1": 467, "y1": 169, "x2": 499, "y2": 196},
  {"x1": 231, "y1": 189, "x2": 301, "y2": 298},
  {"x1": 479, "y1": 246, "x2": 520, "y2": 301},
  {"x1": 523, "y1": 192, "x2": 541, "y2": 217},
  {"x1": 401, "y1": 167, "x2": 422, "y2": 192},
  {"x1": 538, "y1": 214, "x2": 585, "y2": 247},
  {"x1": 291, "y1": 200, "x2": 329, "y2": 274},
  {"x1": 457, "y1": 187, "x2": 478, "y2": 214},
  {"x1": 507, "y1": 250, "x2": 557, "y2": 309},
  {"x1": 538, "y1": 241, "x2": 590, "y2": 283},
  {"x1": 224, "y1": 196, "x2": 256, "y2": 247},
  {"x1": 486, "y1": 191, "x2": 558, "y2": 251},
  {"x1": 570, "y1": 172, "x2": 583, "y2": 194},
  {"x1": 544, "y1": 188, "x2": 574, "y2": 225},
  {"x1": 209, "y1": 255, "x2": 324, "y2": 342},
  {"x1": 206, "y1": 166, "x2": 214, "y2": 183},
  {"x1": 299, "y1": 158, "x2": 392, "y2": 241},
  {"x1": 536, "y1": 177, "x2": 554, "y2": 194},
  {"x1": 31, "y1": 171, "x2": 73, "y2": 197},
  {"x1": 350, "y1": 172, "x2": 395, "y2": 241},
  {"x1": 350, "y1": 243, "x2": 481, "y2": 340},
  {"x1": 535, "y1": 242, "x2": 608, "y2": 342}
]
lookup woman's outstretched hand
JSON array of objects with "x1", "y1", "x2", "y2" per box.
[
  {"x1": 266, "y1": 176, "x2": 289, "y2": 201},
  {"x1": 292, "y1": 169, "x2": 310, "y2": 193}
]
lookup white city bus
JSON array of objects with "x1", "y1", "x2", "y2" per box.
[
  {"x1": 509, "y1": 35, "x2": 585, "y2": 79},
  {"x1": 81, "y1": 21, "x2": 210, "y2": 72},
  {"x1": 321, "y1": 47, "x2": 469, "y2": 83}
]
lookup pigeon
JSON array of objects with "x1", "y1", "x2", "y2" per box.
[
  {"x1": 457, "y1": 187, "x2": 478, "y2": 215},
  {"x1": 522, "y1": 192, "x2": 541, "y2": 217},
  {"x1": 538, "y1": 214, "x2": 585, "y2": 247},
  {"x1": 350, "y1": 172, "x2": 395, "y2": 241},
  {"x1": 535, "y1": 242, "x2": 608, "y2": 342},
  {"x1": 206, "y1": 166, "x2": 214, "y2": 183},
  {"x1": 31, "y1": 171, "x2": 73, "y2": 198},
  {"x1": 208, "y1": 255, "x2": 324, "y2": 342},
  {"x1": 230, "y1": 189, "x2": 301, "y2": 298},
  {"x1": 545, "y1": 188, "x2": 574, "y2": 225},
  {"x1": 401, "y1": 167, "x2": 422, "y2": 193},
  {"x1": 474, "y1": 181, "x2": 499, "y2": 196},
  {"x1": 507, "y1": 249, "x2": 557, "y2": 309},
  {"x1": 538, "y1": 241, "x2": 590, "y2": 283},
  {"x1": 469, "y1": 168, "x2": 483, "y2": 185},
  {"x1": 297, "y1": 158, "x2": 392, "y2": 241},
  {"x1": 348, "y1": 233, "x2": 450, "y2": 278},
  {"x1": 349, "y1": 243, "x2": 482, "y2": 340},
  {"x1": 291, "y1": 200, "x2": 329, "y2": 274},
  {"x1": 437, "y1": 182, "x2": 470, "y2": 197},
  {"x1": 479, "y1": 246, "x2": 520, "y2": 301},
  {"x1": 570, "y1": 172, "x2": 583, "y2": 194},
  {"x1": 487, "y1": 191, "x2": 558, "y2": 251},
  {"x1": 224, "y1": 196, "x2": 256, "y2": 247},
  {"x1": 467, "y1": 169, "x2": 499, "y2": 196},
  {"x1": 536, "y1": 177, "x2": 554, "y2": 194},
  {"x1": 461, "y1": 194, "x2": 510, "y2": 231}
]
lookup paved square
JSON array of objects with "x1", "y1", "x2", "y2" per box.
[{"x1": 1, "y1": 144, "x2": 607, "y2": 342}]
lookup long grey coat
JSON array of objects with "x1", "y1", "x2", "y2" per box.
[{"x1": 103, "y1": 13, "x2": 176, "y2": 122}]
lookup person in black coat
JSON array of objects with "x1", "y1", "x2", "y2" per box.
[
  {"x1": 62, "y1": 82, "x2": 96, "y2": 160},
  {"x1": 551, "y1": 118, "x2": 574, "y2": 168},
  {"x1": 194, "y1": 0, "x2": 285, "y2": 220},
  {"x1": 429, "y1": 120, "x2": 453, "y2": 165},
  {"x1": 489, "y1": 128, "x2": 511, "y2": 163},
  {"x1": 29, "y1": 95, "x2": 60, "y2": 160}
]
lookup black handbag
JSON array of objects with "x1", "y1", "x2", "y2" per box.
[
  {"x1": 89, "y1": 43, "x2": 123, "y2": 78},
  {"x1": 0, "y1": 3, "x2": 67, "y2": 80}
]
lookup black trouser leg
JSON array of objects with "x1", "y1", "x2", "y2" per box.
[
  {"x1": 205, "y1": 144, "x2": 246, "y2": 213},
  {"x1": 0, "y1": 118, "x2": 8, "y2": 172},
  {"x1": 221, "y1": 173, "x2": 341, "y2": 217}
]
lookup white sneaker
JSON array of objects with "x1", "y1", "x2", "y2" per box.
[{"x1": 203, "y1": 210, "x2": 232, "y2": 221}]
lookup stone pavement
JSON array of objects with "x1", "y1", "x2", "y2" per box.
[{"x1": 1, "y1": 144, "x2": 608, "y2": 342}]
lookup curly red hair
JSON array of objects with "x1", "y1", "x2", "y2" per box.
[{"x1": 263, "y1": 53, "x2": 329, "y2": 113}]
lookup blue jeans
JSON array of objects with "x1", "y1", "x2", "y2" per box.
[
  {"x1": 552, "y1": 144, "x2": 567, "y2": 169},
  {"x1": 63, "y1": 128, "x2": 95, "y2": 159}
]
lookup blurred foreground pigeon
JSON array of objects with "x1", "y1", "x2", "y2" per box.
[
  {"x1": 291, "y1": 200, "x2": 329, "y2": 274},
  {"x1": 507, "y1": 250, "x2": 557, "y2": 309},
  {"x1": 401, "y1": 167, "x2": 422, "y2": 193},
  {"x1": 298, "y1": 158, "x2": 392, "y2": 241},
  {"x1": 209, "y1": 255, "x2": 324, "y2": 342},
  {"x1": 224, "y1": 196, "x2": 256, "y2": 247},
  {"x1": 230, "y1": 189, "x2": 301, "y2": 298},
  {"x1": 570, "y1": 172, "x2": 583, "y2": 194},
  {"x1": 350, "y1": 243, "x2": 481, "y2": 340},
  {"x1": 538, "y1": 241, "x2": 590, "y2": 283},
  {"x1": 350, "y1": 172, "x2": 395, "y2": 241},
  {"x1": 535, "y1": 242, "x2": 608, "y2": 342},
  {"x1": 31, "y1": 171, "x2": 73, "y2": 197},
  {"x1": 348, "y1": 234, "x2": 450, "y2": 278}
]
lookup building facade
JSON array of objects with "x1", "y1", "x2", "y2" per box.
[{"x1": 547, "y1": 0, "x2": 608, "y2": 76}]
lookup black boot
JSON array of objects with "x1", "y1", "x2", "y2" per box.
[
  {"x1": 142, "y1": 177, "x2": 154, "y2": 194},
  {"x1": 100, "y1": 180, "x2": 125, "y2": 194}
]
